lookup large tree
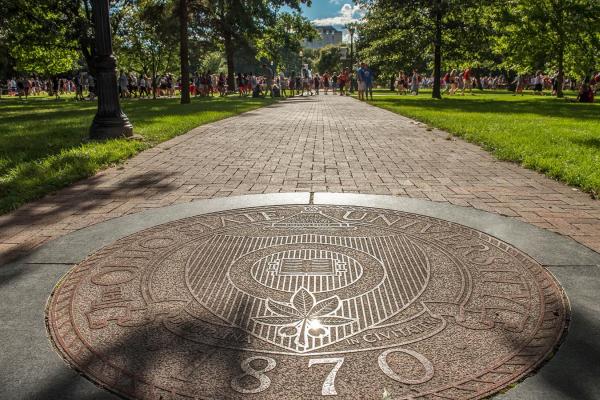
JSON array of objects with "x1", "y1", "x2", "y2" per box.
[
  {"x1": 179, "y1": 0, "x2": 190, "y2": 103},
  {"x1": 357, "y1": 0, "x2": 495, "y2": 98},
  {"x1": 2, "y1": 0, "x2": 105, "y2": 75},
  {"x1": 2, "y1": 0, "x2": 84, "y2": 76},
  {"x1": 191, "y1": 0, "x2": 311, "y2": 89}
]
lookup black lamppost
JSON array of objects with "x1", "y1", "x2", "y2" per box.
[
  {"x1": 89, "y1": 0, "x2": 133, "y2": 140},
  {"x1": 299, "y1": 50, "x2": 304, "y2": 76},
  {"x1": 349, "y1": 27, "x2": 355, "y2": 66},
  {"x1": 348, "y1": 25, "x2": 355, "y2": 93}
]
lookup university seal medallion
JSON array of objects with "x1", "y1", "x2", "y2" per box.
[{"x1": 47, "y1": 205, "x2": 568, "y2": 399}]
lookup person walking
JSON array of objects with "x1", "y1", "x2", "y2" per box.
[
  {"x1": 461, "y1": 67, "x2": 473, "y2": 95},
  {"x1": 512, "y1": 74, "x2": 524, "y2": 96},
  {"x1": 410, "y1": 69, "x2": 420, "y2": 95},
  {"x1": 279, "y1": 71, "x2": 288, "y2": 97},
  {"x1": 139, "y1": 74, "x2": 147, "y2": 97},
  {"x1": 323, "y1": 72, "x2": 330, "y2": 95},
  {"x1": 52, "y1": 76, "x2": 60, "y2": 100},
  {"x1": 364, "y1": 63, "x2": 374, "y2": 100},
  {"x1": 339, "y1": 68, "x2": 349, "y2": 96},
  {"x1": 262, "y1": 63, "x2": 274, "y2": 97},
  {"x1": 74, "y1": 73, "x2": 83, "y2": 101},
  {"x1": 332, "y1": 72, "x2": 338, "y2": 94},
  {"x1": 217, "y1": 72, "x2": 226, "y2": 96},
  {"x1": 313, "y1": 73, "x2": 320, "y2": 95},
  {"x1": 118, "y1": 71, "x2": 129, "y2": 98},
  {"x1": 289, "y1": 71, "x2": 296, "y2": 97},
  {"x1": 357, "y1": 62, "x2": 366, "y2": 100},
  {"x1": 533, "y1": 71, "x2": 544, "y2": 95}
]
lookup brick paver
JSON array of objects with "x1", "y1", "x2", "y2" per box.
[{"x1": 1, "y1": 95, "x2": 599, "y2": 264}]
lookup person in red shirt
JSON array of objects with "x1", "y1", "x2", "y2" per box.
[
  {"x1": 577, "y1": 78, "x2": 595, "y2": 103},
  {"x1": 592, "y1": 72, "x2": 600, "y2": 94},
  {"x1": 339, "y1": 68, "x2": 349, "y2": 96},
  {"x1": 462, "y1": 68, "x2": 473, "y2": 95}
]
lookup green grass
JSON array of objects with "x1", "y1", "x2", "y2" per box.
[
  {"x1": 366, "y1": 89, "x2": 600, "y2": 197},
  {"x1": 0, "y1": 95, "x2": 275, "y2": 213}
]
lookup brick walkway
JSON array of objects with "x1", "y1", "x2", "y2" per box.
[{"x1": 1, "y1": 95, "x2": 599, "y2": 265}]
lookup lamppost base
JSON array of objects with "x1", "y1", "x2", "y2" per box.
[{"x1": 89, "y1": 113, "x2": 134, "y2": 140}]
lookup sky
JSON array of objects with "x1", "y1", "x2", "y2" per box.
[{"x1": 286, "y1": 1, "x2": 366, "y2": 42}]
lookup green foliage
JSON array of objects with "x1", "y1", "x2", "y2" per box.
[
  {"x1": 191, "y1": 0, "x2": 311, "y2": 85},
  {"x1": 491, "y1": 0, "x2": 600, "y2": 78},
  {"x1": 358, "y1": 0, "x2": 599, "y2": 86},
  {"x1": 2, "y1": 0, "x2": 96, "y2": 75},
  {"x1": 315, "y1": 45, "x2": 344, "y2": 74},
  {"x1": 255, "y1": 12, "x2": 317, "y2": 68},
  {"x1": 199, "y1": 51, "x2": 226, "y2": 74},
  {"x1": 11, "y1": 45, "x2": 79, "y2": 76},
  {"x1": 4, "y1": 2, "x2": 82, "y2": 75},
  {"x1": 357, "y1": 3, "x2": 429, "y2": 77},
  {"x1": 356, "y1": 0, "x2": 492, "y2": 98},
  {"x1": 113, "y1": 0, "x2": 180, "y2": 77}
]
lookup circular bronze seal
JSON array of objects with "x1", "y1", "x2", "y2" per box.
[{"x1": 47, "y1": 205, "x2": 568, "y2": 399}]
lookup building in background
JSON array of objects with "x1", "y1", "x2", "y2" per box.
[{"x1": 303, "y1": 25, "x2": 343, "y2": 49}]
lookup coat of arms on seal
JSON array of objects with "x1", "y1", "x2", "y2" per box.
[{"x1": 47, "y1": 205, "x2": 568, "y2": 400}]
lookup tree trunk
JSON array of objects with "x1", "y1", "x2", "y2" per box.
[
  {"x1": 224, "y1": 33, "x2": 235, "y2": 91},
  {"x1": 432, "y1": 0, "x2": 442, "y2": 99},
  {"x1": 80, "y1": 38, "x2": 96, "y2": 76},
  {"x1": 179, "y1": 0, "x2": 190, "y2": 104},
  {"x1": 152, "y1": 56, "x2": 157, "y2": 100},
  {"x1": 556, "y1": 45, "x2": 564, "y2": 98},
  {"x1": 554, "y1": 1, "x2": 565, "y2": 98}
]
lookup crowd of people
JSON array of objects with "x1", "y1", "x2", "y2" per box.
[
  {"x1": 3, "y1": 66, "x2": 598, "y2": 103},
  {"x1": 392, "y1": 68, "x2": 599, "y2": 102},
  {"x1": 238, "y1": 62, "x2": 375, "y2": 100},
  {"x1": 2, "y1": 75, "x2": 91, "y2": 100}
]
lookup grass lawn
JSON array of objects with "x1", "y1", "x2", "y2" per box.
[
  {"x1": 366, "y1": 89, "x2": 600, "y2": 197},
  {"x1": 0, "y1": 95, "x2": 276, "y2": 214}
]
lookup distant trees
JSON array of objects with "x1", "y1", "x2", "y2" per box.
[
  {"x1": 255, "y1": 12, "x2": 317, "y2": 71},
  {"x1": 315, "y1": 45, "x2": 344, "y2": 75},
  {"x1": 357, "y1": 0, "x2": 493, "y2": 99}
]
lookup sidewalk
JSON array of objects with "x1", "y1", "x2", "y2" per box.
[{"x1": 1, "y1": 94, "x2": 599, "y2": 265}]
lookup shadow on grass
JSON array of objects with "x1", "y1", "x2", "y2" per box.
[{"x1": 570, "y1": 137, "x2": 600, "y2": 149}]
